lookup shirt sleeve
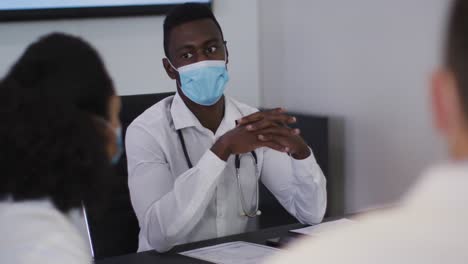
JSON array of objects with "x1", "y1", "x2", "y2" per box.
[
  {"x1": 260, "y1": 147, "x2": 327, "y2": 224},
  {"x1": 126, "y1": 123, "x2": 227, "y2": 252}
]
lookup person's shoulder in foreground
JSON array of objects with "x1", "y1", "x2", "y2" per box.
[
  {"x1": 265, "y1": 0, "x2": 468, "y2": 263},
  {"x1": 0, "y1": 199, "x2": 91, "y2": 264},
  {"x1": 266, "y1": 162, "x2": 468, "y2": 264}
]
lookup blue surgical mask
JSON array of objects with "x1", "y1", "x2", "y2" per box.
[
  {"x1": 111, "y1": 126, "x2": 123, "y2": 165},
  {"x1": 170, "y1": 60, "x2": 229, "y2": 106}
]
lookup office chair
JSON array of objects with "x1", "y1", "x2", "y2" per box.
[{"x1": 83, "y1": 92, "x2": 175, "y2": 259}]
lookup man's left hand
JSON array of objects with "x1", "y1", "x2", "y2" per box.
[{"x1": 237, "y1": 109, "x2": 311, "y2": 160}]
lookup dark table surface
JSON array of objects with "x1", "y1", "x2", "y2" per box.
[{"x1": 95, "y1": 222, "x2": 307, "y2": 264}]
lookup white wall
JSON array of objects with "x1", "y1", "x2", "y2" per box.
[
  {"x1": 259, "y1": 0, "x2": 450, "y2": 213},
  {"x1": 0, "y1": 0, "x2": 260, "y2": 106}
]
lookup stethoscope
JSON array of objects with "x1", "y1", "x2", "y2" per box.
[{"x1": 177, "y1": 127, "x2": 262, "y2": 218}]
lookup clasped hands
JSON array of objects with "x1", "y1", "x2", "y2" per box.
[{"x1": 212, "y1": 108, "x2": 311, "y2": 161}]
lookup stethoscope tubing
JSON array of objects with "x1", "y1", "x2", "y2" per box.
[{"x1": 177, "y1": 128, "x2": 261, "y2": 218}]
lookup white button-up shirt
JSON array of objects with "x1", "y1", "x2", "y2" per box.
[{"x1": 126, "y1": 93, "x2": 327, "y2": 253}]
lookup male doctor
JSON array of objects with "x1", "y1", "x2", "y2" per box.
[{"x1": 126, "y1": 3, "x2": 326, "y2": 253}]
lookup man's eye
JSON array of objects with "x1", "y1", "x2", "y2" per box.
[
  {"x1": 181, "y1": 53, "x2": 193, "y2": 59},
  {"x1": 206, "y1": 46, "x2": 217, "y2": 53}
]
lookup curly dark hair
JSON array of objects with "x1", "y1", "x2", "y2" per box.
[{"x1": 0, "y1": 33, "x2": 115, "y2": 212}]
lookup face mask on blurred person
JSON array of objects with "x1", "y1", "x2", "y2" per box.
[{"x1": 111, "y1": 126, "x2": 123, "y2": 165}]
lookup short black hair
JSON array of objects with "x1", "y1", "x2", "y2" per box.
[
  {"x1": 446, "y1": 0, "x2": 468, "y2": 116},
  {"x1": 163, "y1": 2, "x2": 223, "y2": 58},
  {"x1": 0, "y1": 33, "x2": 115, "y2": 212}
]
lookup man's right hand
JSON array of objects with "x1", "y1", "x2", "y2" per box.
[{"x1": 210, "y1": 108, "x2": 298, "y2": 161}]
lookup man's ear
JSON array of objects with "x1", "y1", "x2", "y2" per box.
[
  {"x1": 162, "y1": 58, "x2": 178, "y2": 80},
  {"x1": 431, "y1": 69, "x2": 462, "y2": 136}
]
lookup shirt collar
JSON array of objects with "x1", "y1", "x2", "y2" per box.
[
  {"x1": 170, "y1": 93, "x2": 202, "y2": 130},
  {"x1": 170, "y1": 92, "x2": 241, "y2": 132},
  {"x1": 216, "y1": 95, "x2": 240, "y2": 136}
]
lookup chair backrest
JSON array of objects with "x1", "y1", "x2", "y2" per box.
[{"x1": 85, "y1": 92, "x2": 175, "y2": 260}]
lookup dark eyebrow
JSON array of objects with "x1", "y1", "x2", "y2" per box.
[
  {"x1": 203, "y1": 38, "x2": 223, "y2": 46},
  {"x1": 174, "y1": 37, "x2": 223, "y2": 53},
  {"x1": 175, "y1": 44, "x2": 196, "y2": 54}
]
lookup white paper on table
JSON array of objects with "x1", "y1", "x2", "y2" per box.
[
  {"x1": 179, "y1": 241, "x2": 280, "y2": 264},
  {"x1": 290, "y1": 218, "x2": 355, "y2": 236}
]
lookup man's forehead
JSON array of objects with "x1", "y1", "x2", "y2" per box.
[{"x1": 169, "y1": 19, "x2": 222, "y2": 46}]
